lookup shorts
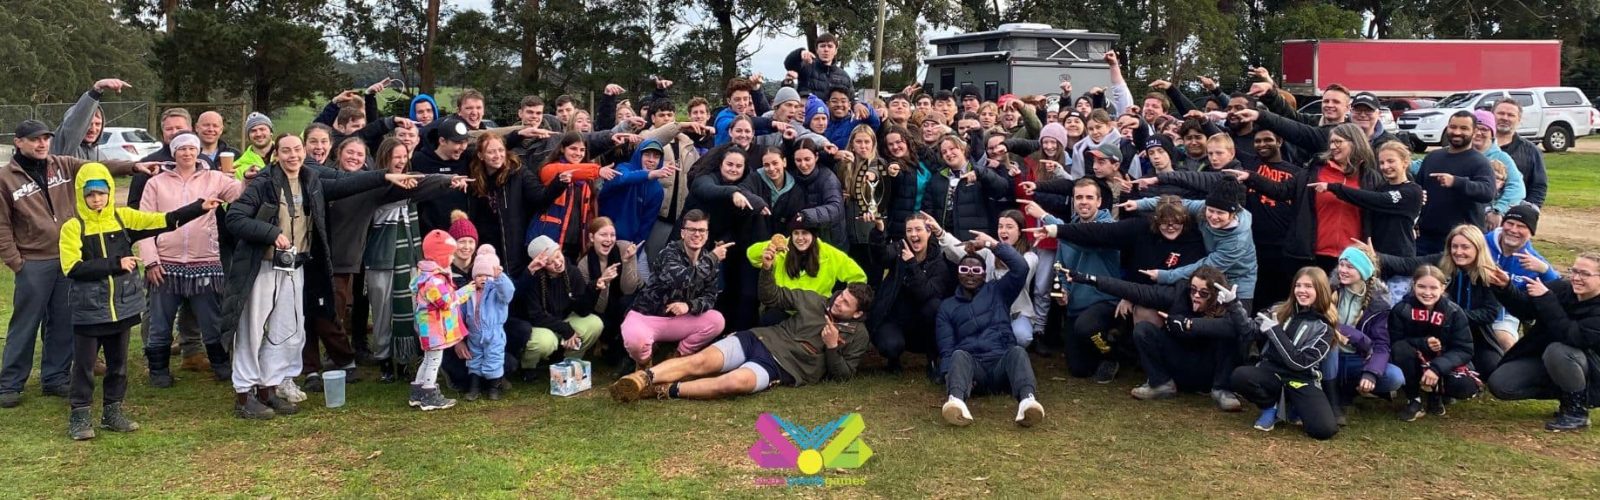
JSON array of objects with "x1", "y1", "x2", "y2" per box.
[
  {"x1": 1492, "y1": 313, "x2": 1521, "y2": 341},
  {"x1": 712, "y1": 331, "x2": 795, "y2": 393}
]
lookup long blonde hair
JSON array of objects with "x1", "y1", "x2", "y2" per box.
[
  {"x1": 1438, "y1": 224, "x2": 1499, "y2": 286},
  {"x1": 1278, "y1": 267, "x2": 1339, "y2": 329}
]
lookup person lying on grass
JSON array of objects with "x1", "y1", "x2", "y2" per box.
[{"x1": 609, "y1": 242, "x2": 873, "y2": 402}]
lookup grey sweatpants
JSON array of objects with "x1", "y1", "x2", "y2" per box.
[
  {"x1": 0, "y1": 259, "x2": 74, "y2": 393},
  {"x1": 365, "y1": 269, "x2": 395, "y2": 361},
  {"x1": 232, "y1": 265, "x2": 306, "y2": 393}
]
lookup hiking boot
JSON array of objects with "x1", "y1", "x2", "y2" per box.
[
  {"x1": 180, "y1": 352, "x2": 210, "y2": 373},
  {"x1": 0, "y1": 391, "x2": 19, "y2": 408},
  {"x1": 378, "y1": 361, "x2": 397, "y2": 384},
  {"x1": 42, "y1": 383, "x2": 70, "y2": 397},
  {"x1": 1211, "y1": 389, "x2": 1243, "y2": 412},
  {"x1": 1253, "y1": 406, "x2": 1278, "y2": 431},
  {"x1": 234, "y1": 391, "x2": 275, "y2": 420},
  {"x1": 68, "y1": 407, "x2": 95, "y2": 441},
  {"x1": 1546, "y1": 391, "x2": 1590, "y2": 432},
  {"x1": 1015, "y1": 396, "x2": 1044, "y2": 428},
  {"x1": 942, "y1": 396, "x2": 973, "y2": 427},
  {"x1": 204, "y1": 343, "x2": 232, "y2": 382},
  {"x1": 1425, "y1": 393, "x2": 1447, "y2": 417},
  {"x1": 303, "y1": 373, "x2": 324, "y2": 393},
  {"x1": 647, "y1": 382, "x2": 673, "y2": 400},
  {"x1": 610, "y1": 370, "x2": 653, "y2": 403},
  {"x1": 417, "y1": 388, "x2": 456, "y2": 411},
  {"x1": 1398, "y1": 398, "x2": 1425, "y2": 422},
  {"x1": 148, "y1": 370, "x2": 175, "y2": 389},
  {"x1": 408, "y1": 384, "x2": 425, "y2": 407},
  {"x1": 1092, "y1": 361, "x2": 1119, "y2": 384},
  {"x1": 464, "y1": 376, "x2": 482, "y2": 402},
  {"x1": 1131, "y1": 381, "x2": 1178, "y2": 401},
  {"x1": 259, "y1": 386, "x2": 299, "y2": 416},
  {"x1": 278, "y1": 379, "x2": 307, "y2": 403},
  {"x1": 100, "y1": 402, "x2": 140, "y2": 432},
  {"x1": 486, "y1": 378, "x2": 504, "y2": 401}
]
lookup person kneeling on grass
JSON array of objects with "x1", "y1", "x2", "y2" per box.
[
  {"x1": 937, "y1": 231, "x2": 1044, "y2": 428},
  {"x1": 610, "y1": 241, "x2": 873, "y2": 402},
  {"x1": 1231, "y1": 267, "x2": 1339, "y2": 440},
  {"x1": 1486, "y1": 253, "x2": 1600, "y2": 432},
  {"x1": 61, "y1": 163, "x2": 218, "y2": 440},
  {"x1": 1391, "y1": 265, "x2": 1482, "y2": 422}
]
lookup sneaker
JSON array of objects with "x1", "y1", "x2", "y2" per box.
[
  {"x1": 1398, "y1": 398, "x2": 1425, "y2": 422},
  {"x1": 234, "y1": 394, "x2": 276, "y2": 420},
  {"x1": 1253, "y1": 406, "x2": 1278, "y2": 431},
  {"x1": 1211, "y1": 389, "x2": 1243, "y2": 412},
  {"x1": 148, "y1": 370, "x2": 175, "y2": 389},
  {"x1": 100, "y1": 403, "x2": 140, "y2": 432},
  {"x1": 407, "y1": 383, "x2": 425, "y2": 408},
  {"x1": 1547, "y1": 411, "x2": 1591, "y2": 432},
  {"x1": 0, "y1": 391, "x2": 20, "y2": 408},
  {"x1": 417, "y1": 388, "x2": 456, "y2": 411},
  {"x1": 1131, "y1": 381, "x2": 1178, "y2": 401},
  {"x1": 278, "y1": 379, "x2": 308, "y2": 404},
  {"x1": 610, "y1": 370, "x2": 653, "y2": 403},
  {"x1": 303, "y1": 374, "x2": 324, "y2": 393},
  {"x1": 68, "y1": 407, "x2": 96, "y2": 441},
  {"x1": 1425, "y1": 393, "x2": 1447, "y2": 416},
  {"x1": 378, "y1": 362, "x2": 397, "y2": 384},
  {"x1": 1015, "y1": 396, "x2": 1044, "y2": 427},
  {"x1": 41, "y1": 384, "x2": 70, "y2": 397},
  {"x1": 942, "y1": 396, "x2": 973, "y2": 427},
  {"x1": 261, "y1": 390, "x2": 299, "y2": 416},
  {"x1": 1091, "y1": 361, "x2": 1119, "y2": 384}
]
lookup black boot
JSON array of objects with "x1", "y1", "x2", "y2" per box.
[
  {"x1": 68, "y1": 407, "x2": 95, "y2": 440},
  {"x1": 100, "y1": 402, "x2": 140, "y2": 432},
  {"x1": 1547, "y1": 391, "x2": 1591, "y2": 432},
  {"x1": 464, "y1": 375, "x2": 482, "y2": 402},
  {"x1": 378, "y1": 360, "x2": 397, "y2": 384},
  {"x1": 486, "y1": 378, "x2": 504, "y2": 401},
  {"x1": 259, "y1": 386, "x2": 299, "y2": 416},
  {"x1": 145, "y1": 347, "x2": 174, "y2": 388},
  {"x1": 234, "y1": 390, "x2": 275, "y2": 420},
  {"x1": 204, "y1": 343, "x2": 231, "y2": 382}
]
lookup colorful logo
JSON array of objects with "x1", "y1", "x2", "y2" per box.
[{"x1": 749, "y1": 412, "x2": 872, "y2": 475}]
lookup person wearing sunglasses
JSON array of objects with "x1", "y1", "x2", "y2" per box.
[
  {"x1": 1487, "y1": 253, "x2": 1600, "y2": 432},
  {"x1": 1063, "y1": 265, "x2": 1249, "y2": 411},
  {"x1": 936, "y1": 231, "x2": 1044, "y2": 428}
]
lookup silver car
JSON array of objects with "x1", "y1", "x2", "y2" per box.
[{"x1": 93, "y1": 127, "x2": 162, "y2": 161}]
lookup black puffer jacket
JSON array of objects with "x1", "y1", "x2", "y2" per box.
[
  {"x1": 1252, "y1": 308, "x2": 1335, "y2": 382},
  {"x1": 410, "y1": 145, "x2": 474, "y2": 233},
  {"x1": 1389, "y1": 294, "x2": 1475, "y2": 374},
  {"x1": 921, "y1": 163, "x2": 1008, "y2": 240},
  {"x1": 467, "y1": 167, "x2": 565, "y2": 273},
  {"x1": 784, "y1": 48, "x2": 852, "y2": 98},
  {"x1": 1494, "y1": 280, "x2": 1600, "y2": 401},
  {"x1": 792, "y1": 160, "x2": 846, "y2": 247},
  {"x1": 511, "y1": 262, "x2": 596, "y2": 340}
]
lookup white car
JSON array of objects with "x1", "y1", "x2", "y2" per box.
[
  {"x1": 93, "y1": 127, "x2": 162, "y2": 161},
  {"x1": 1397, "y1": 87, "x2": 1598, "y2": 152}
]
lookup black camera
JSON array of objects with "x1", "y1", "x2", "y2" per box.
[{"x1": 272, "y1": 246, "x2": 298, "y2": 271}]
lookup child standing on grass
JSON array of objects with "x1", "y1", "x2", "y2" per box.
[
  {"x1": 463, "y1": 245, "x2": 514, "y2": 401},
  {"x1": 411, "y1": 230, "x2": 476, "y2": 411},
  {"x1": 60, "y1": 163, "x2": 216, "y2": 440}
]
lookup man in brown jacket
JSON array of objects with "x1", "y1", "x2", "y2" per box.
[{"x1": 0, "y1": 120, "x2": 156, "y2": 408}]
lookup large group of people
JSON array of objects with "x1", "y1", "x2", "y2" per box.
[{"x1": 3, "y1": 37, "x2": 1596, "y2": 443}]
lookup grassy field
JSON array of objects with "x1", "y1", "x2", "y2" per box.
[{"x1": 0, "y1": 155, "x2": 1597, "y2": 497}]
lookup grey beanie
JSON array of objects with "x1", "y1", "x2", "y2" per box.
[
  {"x1": 773, "y1": 87, "x2": 802, "y2": 109},
  {"x1": 245, "y1": 112, "x2": 273, "y2": 132}
]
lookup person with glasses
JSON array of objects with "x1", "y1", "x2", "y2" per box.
[
  {"x1": 936, "y1": 231, "x2": 1044, "y2": 427},
  {"x1": 1487, "y1": 253, "x2": 1600, "y2": 432},
  {"x1": 619, "y1": 210, "x2": 727, "y2": 370}
]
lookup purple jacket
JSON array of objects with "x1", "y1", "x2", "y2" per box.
[{"x1": 1336, "y1": 293, "x2": 1393, "y2": 380}]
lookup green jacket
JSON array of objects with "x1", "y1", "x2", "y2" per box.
[{"x1": 749, "y1": 267, "x2": 870, "y2": 387}]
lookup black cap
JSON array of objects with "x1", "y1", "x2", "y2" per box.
[
  {"x1": 1145, "y1": 134, "x2": 1175, "y2": 153},
  {"x1": 13, "y1": 120, "x2": 52, "y2": 139},
  {"x1": 1351, "y1": 92, "x2": 1380, "y2": 111},
  {"x1": 437, "y1": 117, "x2": 470, "y2": 143}
]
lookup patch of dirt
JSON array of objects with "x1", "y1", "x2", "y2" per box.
[{"x1": 1535, "y1": 206, "x2": 1600, "y2": 248}]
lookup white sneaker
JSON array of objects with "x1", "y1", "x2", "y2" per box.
[
  {"x1": 942, "y1": 396, "x2": 973, "y2": 427},
  {"x1": 278, "y1": 379, "x2": 308, "y2": 403},
  {"x1": 1016, "y1": 395, "x2": 1044, "y2": 427}
]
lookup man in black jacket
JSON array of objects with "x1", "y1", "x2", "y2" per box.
[
  {"x1": 1493, "y1": 99, "x2": 1549, "y2": 207},
  {"x1": 784, "y1": 34, "x2": 852, "y2": 99}
]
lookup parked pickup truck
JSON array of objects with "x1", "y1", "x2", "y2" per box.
[{"x1": 1396, "y1": 87, "x2": 1598, "y2": 152}]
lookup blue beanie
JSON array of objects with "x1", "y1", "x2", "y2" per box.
[
  {"x1": 1340, "y1": 246, "x2": 1375, "y2": 281},
  {"x1": 83, "y1": 179, "x2": 110, "y2": 194},
  {"x1": 804, "y1": 95, "x2": 829, "y2": 129}
]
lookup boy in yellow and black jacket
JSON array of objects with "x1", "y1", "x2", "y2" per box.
[{"x1": 58, "y1": 163, "x2": 215, "y2": 441}]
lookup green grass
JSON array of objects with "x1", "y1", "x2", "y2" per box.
[
  {"x1": 1542, "y1": 152, "x2": 1600, "y2": 210},
  {"x1": 3, "y1": 156, "x2": 1600, "y2": 497}
]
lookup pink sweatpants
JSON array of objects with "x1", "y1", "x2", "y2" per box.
[{"x1": 620, "y1": 309, "x2": 726, "y2": 363}]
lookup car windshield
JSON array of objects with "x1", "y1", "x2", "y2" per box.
[
  {"x1": 1436, "y1": 93, "x2": 1476, "y2": 108},
  {"x1": 124, "y1": 130, "x2": 157, "y2": 143}
]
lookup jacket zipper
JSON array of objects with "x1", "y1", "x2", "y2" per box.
[{"x1": 100, "y1": 231, "x2": 118, "y2": 321}]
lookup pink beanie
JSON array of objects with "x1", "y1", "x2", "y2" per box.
[{"x1": 472, "y1": 245, "x2": 500, "y2": 277}]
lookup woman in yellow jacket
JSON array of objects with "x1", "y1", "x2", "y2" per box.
[
  {"x1": 745, "y1": 223, "x2": 867, "y2": 325},
  {"x1": 59, "y1": 163, "x2": 217, "y2": 440}
]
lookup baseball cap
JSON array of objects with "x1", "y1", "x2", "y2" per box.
[
  {"x1": 1090, "y1": 141, "x2": 1122, "y2": 162},
  {"x1": 14, "y1": 120, "x2": 53, "y2": 139},
  {"x1": 1351, "y1": 92, "x2": 1380, "y2": 111},
  {"x1": 437, "y1": 117, "x2": 470, "y2": 143}
]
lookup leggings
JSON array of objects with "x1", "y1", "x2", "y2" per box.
[
  {"x1": 413, "y1": 349, "x2": 444, "y2": 389},
  {"x1": 1393, "y1": 341, "x2": 1482, "y2": 400},
  {"x1": 1231, "y1": 365, "x2": 1339, "y2": 440},
  {"x1": 1488, "y1": 342, "x2": 1592, "y2": 400}
]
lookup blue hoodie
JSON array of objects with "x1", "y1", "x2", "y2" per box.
[
  {"x1": 598, "y1": 139, "x2": 667, "y2": 244},
  {"x1": 1052, "y1": 210, "x2": 1121, "y2": 315},
  {"x1": 410, "y1": 94, "x2": 439, "y2": 123},
  {"x1": 821, "y1": 97, "x2": 881, "y2": 149},
  {"x1": 1486, "y1": 227, "x2": 1560, "y2": 292},
  {"x1": 1143, "y1": 198, "x2": 1259, "y2": 300}
]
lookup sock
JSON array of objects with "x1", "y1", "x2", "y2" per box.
[{"x1": 668, "y1": 382, "x2": 680, "y2": 399}]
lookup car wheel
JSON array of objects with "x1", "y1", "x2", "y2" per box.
[{"x1": 1543, "y1": 125, "x2": 1571, "y2": 152}]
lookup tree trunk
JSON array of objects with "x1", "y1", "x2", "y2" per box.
[
  {"x1": 519, "y1": 0, "x2": 542, "y2": 88},
  {"x1": 712, "y1": 0, "x2": 737, "y2": 84},
  {"x1": 421, "y1": 0, "x2": 439, "y2": 93},
  {"x1": 162, "y1": 0, "x2": 178, "y2": 34}
]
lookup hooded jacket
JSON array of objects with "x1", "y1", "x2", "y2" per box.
[
  {"x1": 136, "y1": 164, "x2": 244, "y2": 268},
  {"x1": 531, "y1": 160, "x2": 603, "y2": 257},
  {"x1": 598, "y1": 139, "x2": 667, "y2": 245},
  {"x1": 745, "y1": 238, "x2": 867, "y2": 299},
  {"x1": 60, "y1": 164, "x2": 205, "y2": 330},
  {"x1": 751, "y1": 265, "x2": 871, "y2": 386},
  {"x1": 0, "y1": 153, "x2": 137, "y2": 271},
  {"x1": 410, "y1": 94, "x2": 440, "y2": 124},
  {"x1": 464, "y1": 273, "x2": 515, "y2": 340},
  {"x1": 792, "y1": 156, "x2": 847, "y2": 247},
  {"x1": 410, "y1": 142, "x2": 474, "y2": 233},
  {"x1": 1334, "y1": 287, "x2": 1394, "y2": 381},
  {"x1": 936, "y1": 242, "x2": 1029, "y2": 373},
  {"x1": 1486, "y1": 228, "x2": 1561, "y2": 291},
  {"x1": 1138, "y1": 198, "x2": 1259, "y2": 300},
  {"x1": 52, "y1": 88, "x2": 105, "y2": 160}
]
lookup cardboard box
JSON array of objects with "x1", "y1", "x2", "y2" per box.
[{"x1": 550, "y1": 359, "x2": 592, "y2": 397}]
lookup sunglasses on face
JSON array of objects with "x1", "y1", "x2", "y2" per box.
[
  {"x1": 958, "y1": 265, "x2": 985, "y2": 275},
  {"x1": 1189, "y1": 286, "x2": 1214, "y2": 299}
]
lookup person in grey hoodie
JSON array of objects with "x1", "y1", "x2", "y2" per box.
[{"x1": 51, "y1": 79, "x2": 136, "y2": 161}]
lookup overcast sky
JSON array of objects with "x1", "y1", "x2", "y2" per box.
[{"x1": 450, "y1": 0, "x2": 955, "y2": 79}]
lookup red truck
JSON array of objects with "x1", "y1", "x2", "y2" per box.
[{"x1": 1280, "y1": 39, "x2": 1562, "y2": 97}]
